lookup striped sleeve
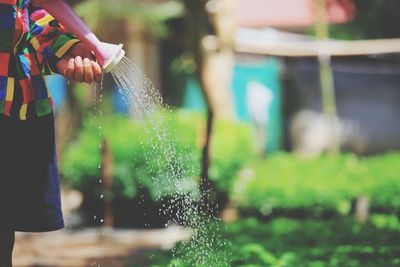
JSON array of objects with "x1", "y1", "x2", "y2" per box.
[{"x1": 28, "y1": 6, "x2": 80, "y2": 75}]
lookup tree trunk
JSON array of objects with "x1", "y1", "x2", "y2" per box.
[
  {"x1": 184, "y1": 0, "x2": 236, "y2": 212},
  {"x1": 101, "y1": 139, "x2": 114, "y2": 229},
  {"x1": 199, "y1": 108, "x2": 214, "y2": 200}
]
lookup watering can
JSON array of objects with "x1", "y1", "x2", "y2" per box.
[{"x1": 31, "y1": 0, "x2": 125, "y2": 73}]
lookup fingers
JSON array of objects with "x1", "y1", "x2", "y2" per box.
[
  {"x1": 74, "y1": 56, "x2": 84, "y2": 83},
  {"x1": 61, "y1": 56, "x2": 103, "y2": 84},
  {"x1": 83, "y1": 58, "x2": 94, "y2": 83},
  {"x1": 83, "y1": 59, "x2": 102, "y2": 84},
  {"x1": 63, "y1": 58, "x2": 75, "y2": 80},
  {"x1": 91, "y1": 61, "x2": 103, "y2": 83}
]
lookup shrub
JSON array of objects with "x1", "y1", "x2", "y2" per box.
[
  {"x1": 61, "y1": 109, "x2": 253, "y2": 200},
  {"x1": 143, "y1": 215, "x2": 400, "y2": 267},
  {"x1": 232, "y1": 153, "x2": 400, "y2": 214}
]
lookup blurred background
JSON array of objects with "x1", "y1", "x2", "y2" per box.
[{"x1": 14, "y1": 0, "x2": 400, "y2": 266}]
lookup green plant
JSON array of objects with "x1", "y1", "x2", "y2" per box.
[
  {"x1": 142, "y1": 215, "x2": 400, "y2": 267},
  {"x1": 61, "y1": 109, "x2": 253, "y2": 200},
  {"x1": 232, "y1": 153, "x2": 400, "y2": 215},
  {"x1": 74, "y1": 0, "x2": 184, "y2": 37},
  {"x1": 62, "y1": 110, "x2": 198, "y2": 200},
  {"x1": 210, "y1": 119, "x2": 253, "y2": 193}
]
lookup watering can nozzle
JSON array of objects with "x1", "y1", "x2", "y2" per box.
[{"x1": 96, "y1": 43, "x2": 126, "y2": 73}]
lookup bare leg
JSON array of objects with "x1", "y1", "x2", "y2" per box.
[{"x1": 0, "y1": 230, "x2": 15, "y2": 267}]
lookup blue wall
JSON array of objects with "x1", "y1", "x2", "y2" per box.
[{"x1": 182, "y1": 57, "x2": 283, "y2": 152}]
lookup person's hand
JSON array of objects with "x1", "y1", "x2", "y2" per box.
[{"x1": 56, "y1": 42, "x2": 103, "y2": 83}]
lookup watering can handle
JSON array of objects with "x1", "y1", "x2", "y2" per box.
[
  {"x1": 30, "y1": 0, "x2": 101, "y2": 53},
  {"x1": 31, "y1": 0, "x2": 57, "y2": 7}
]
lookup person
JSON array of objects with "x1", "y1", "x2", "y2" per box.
[{"x1": 0, "y1": 0, "x2": 102, "y2": 266}]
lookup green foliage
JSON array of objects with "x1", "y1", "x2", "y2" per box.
[
  {"x1": 210, "y1": 119, "x2": 254, "y2": 193},
  {"x1": 232, "y1": 153, "x2": 400, "y2": 214},
  {"x1": 62, "y1": 110, "x2": 197, "y2": 200},
  {"x1": 143, "y1": 215, "x2": 400, "y2": 267},
  {"x1": 75, "y1": 0, "x2": 184, "y2": 37},
  {"x1": 61, "y1": 109, "x2": 253, "y2": 200}
]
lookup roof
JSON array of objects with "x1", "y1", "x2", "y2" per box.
[
  {"x1": 235, "y1": 28, "x2": 400, "y2": 57},
  {"x1": 236, "y1": 0, "x2": 355, "y2": 28}
]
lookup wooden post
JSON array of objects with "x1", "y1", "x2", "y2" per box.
[
  {"x1": 101, "y1": 139, "x2": 114, "y2": 228},
  {"x1": 183, "y1": 0, "x2": 236, "y2": 211},
  {"x1": 202, "y1": 0, "x2": 236, "y2": 120},
  {"x1": 353, "y1": 196, "x2": 370, "y2": 223},
  {"x1": 315, "y1": 0, "x2": 340, "y2": 155}
]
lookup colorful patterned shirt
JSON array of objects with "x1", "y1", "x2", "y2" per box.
[{"x1": 0, "y1": 0, "x2": 79, "y2": 120}]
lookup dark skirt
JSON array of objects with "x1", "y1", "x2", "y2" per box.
[{"x1": 0, "y1": 113, "x2": 64, "y2": 232}]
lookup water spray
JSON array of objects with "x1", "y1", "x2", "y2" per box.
[
  {"x1": 32, "y1": 1, "x2": 230, "y2": 264},
  {"x1": 32, "y1": 0, "x2": 125, "y2": 73}
]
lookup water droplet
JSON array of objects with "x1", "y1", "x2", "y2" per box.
[{"x1": 108, "y1": 57, "x2": 229, "y2": 266}]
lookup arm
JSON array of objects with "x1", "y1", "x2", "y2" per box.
[
  {"x1": 28, "y1": 5, "x2": 78, "y2": 74},
  {"x1": 29, "y1": 4, "x2": 102, "y2": 83}
]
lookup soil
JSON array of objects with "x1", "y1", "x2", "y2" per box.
[{"x1": 13, "y1": 227, "x2": 191, "y2": 267}]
